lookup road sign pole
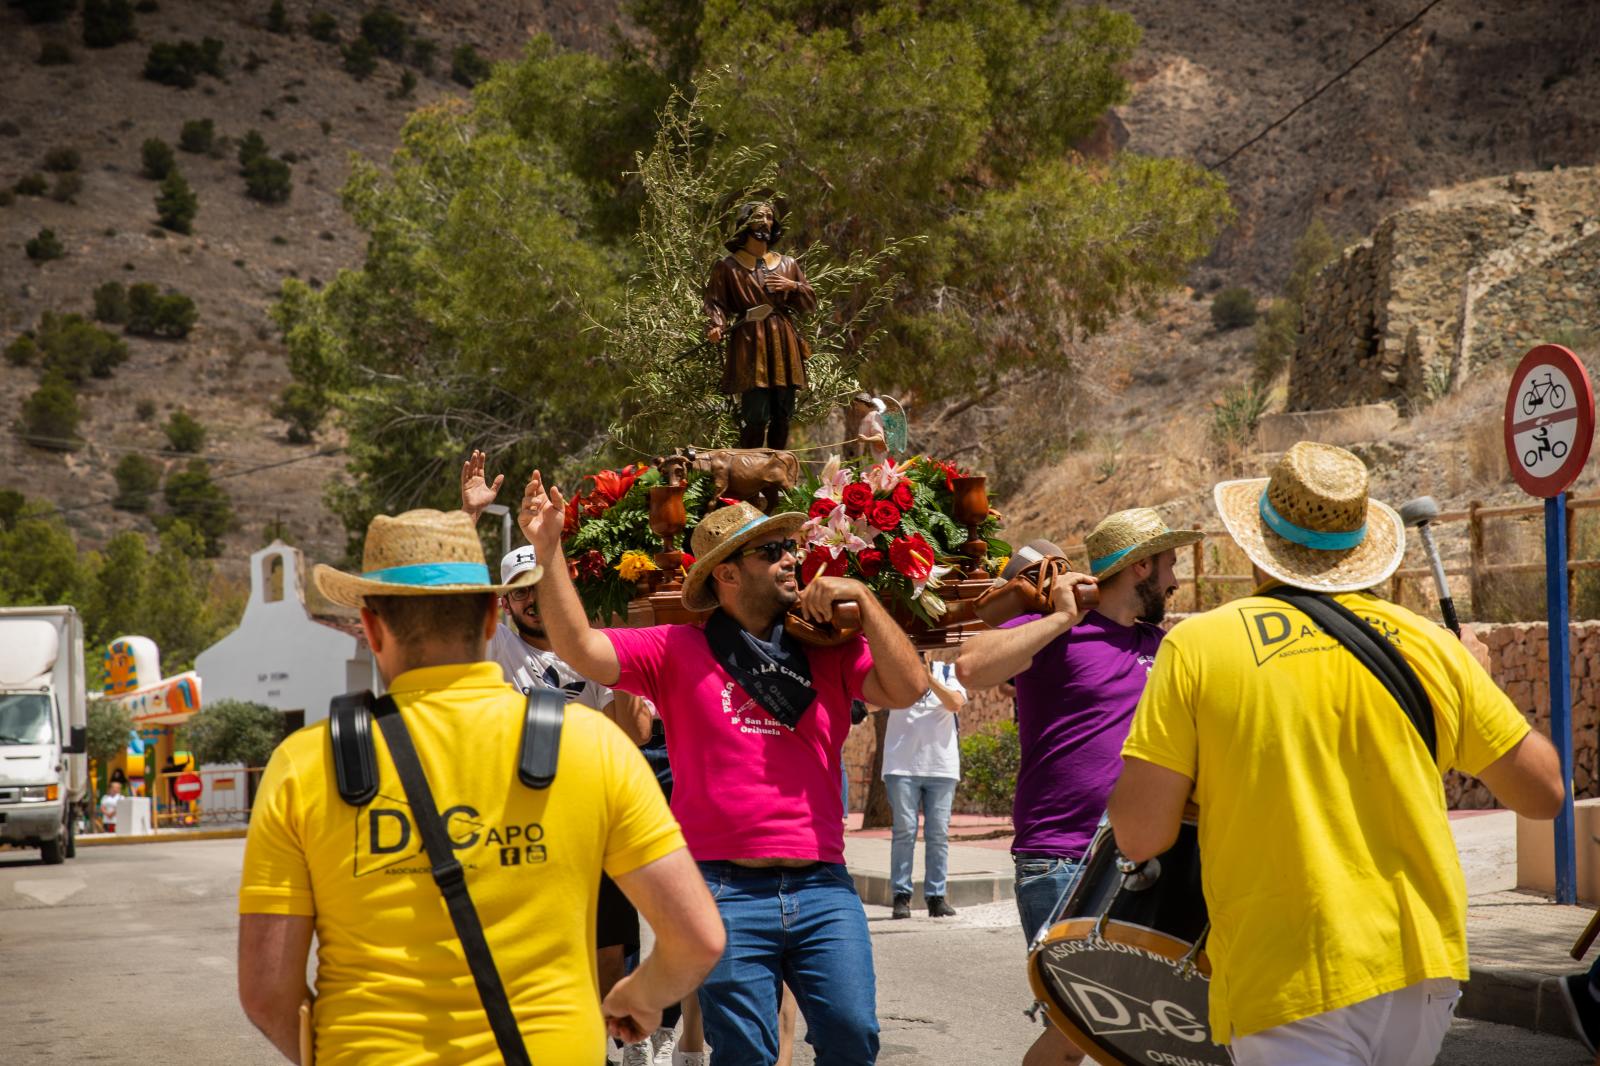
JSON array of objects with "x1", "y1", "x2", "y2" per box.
[{"x1": 1547, "y1": 491, "x2": 1577, "y2": 904}]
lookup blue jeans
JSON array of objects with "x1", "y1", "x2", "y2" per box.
[
  {"x1": 884, "y1": 774, "x2": 957, "y2": 899},
  {"x1": 1013, "y1": 855, "x2": 1082, "y2": 946},
  {"x1": 697, "y1": 861, "x2": 879, "y2": 1065}
]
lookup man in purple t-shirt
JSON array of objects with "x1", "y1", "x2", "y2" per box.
[{"x1": 956, "y1": 512, "x2": 1201, "y2": 1066}]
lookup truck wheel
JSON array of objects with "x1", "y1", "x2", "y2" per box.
[{"x1": 40, "y1": 811, "x2": 66, "y2": 865}]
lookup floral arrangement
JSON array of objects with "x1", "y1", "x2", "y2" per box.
[
  {"x1": 779, "y1": 455, "x2": 1010, "y2": 625},
  {"x1": 560, "y1": 454, "x2": 1008, "y2": 626},
  {"x1": 561, "y1": 463, "x2": 715, "y2": 622}
]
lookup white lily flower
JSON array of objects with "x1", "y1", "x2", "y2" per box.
[
  {"x1": 864, "y1": 457, "x2": 908, "y2": 494},
  {"x1": 813, "y1": 456, "x2": 853, "y2": 503}
]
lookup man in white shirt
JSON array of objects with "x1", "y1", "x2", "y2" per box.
[{"x1": 882, "y1": 655, "x2": 966, "y2": 919}]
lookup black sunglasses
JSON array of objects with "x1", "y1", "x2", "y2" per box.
[{"x1": 736, "y1": 538, "x2": 798, "y2": 563}]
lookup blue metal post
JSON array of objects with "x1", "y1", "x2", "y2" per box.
[{"x1": 1547, "y1": 492, "x2": 1577, "y2": 904}]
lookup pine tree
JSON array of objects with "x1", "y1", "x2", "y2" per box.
[{"x1": 155, "y1": 169, "x2": 196, "y2": 233}]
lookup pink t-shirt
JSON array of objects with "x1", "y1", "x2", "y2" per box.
[{"x1": 605, "y1": 624, "x2": 874, "y2": 863}]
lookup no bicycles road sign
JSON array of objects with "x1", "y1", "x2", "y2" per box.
[{"x1": 1504, "y1": 343, "x2": 1595, "y2": 498}]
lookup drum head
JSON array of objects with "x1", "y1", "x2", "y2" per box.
[{"x1": 1028, "y1": 918, "x2": 1226, "y2": 1066}]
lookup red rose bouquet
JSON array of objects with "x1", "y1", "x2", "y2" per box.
[{"x1": 782, "y1": 455, "x2": 1009, "y2": 625}]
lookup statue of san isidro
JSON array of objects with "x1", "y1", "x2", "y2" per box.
[{"x1": 703, "y1": 202, "x2": 818, "y2": 450}]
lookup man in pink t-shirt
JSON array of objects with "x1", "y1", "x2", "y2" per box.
[{"x1": 520, "y1": 473, "x2": 925, "y2": 1066}]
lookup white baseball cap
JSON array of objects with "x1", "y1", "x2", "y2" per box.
[{"x1": 500, "y1": 546, "x2": 540, "y2": 584}]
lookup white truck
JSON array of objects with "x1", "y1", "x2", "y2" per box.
[{"x1": 0, "y1": 606, "x2": 88, "y2": 863}]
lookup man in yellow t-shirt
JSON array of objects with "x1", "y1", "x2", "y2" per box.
[
  {"x1": 1108, "y1": 442, "x2": 1562, "y2": 1065},
  {"x1": 236, "y1": 509, "x2": 725, "y2": 1065}
]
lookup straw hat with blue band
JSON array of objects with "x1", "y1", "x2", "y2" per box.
[
  {"x1": 314, "y1": 508, "x2": 542, "y2": 609},
  {"x1": 1214, "y1": 440, "x2": 1404, "y2": 594},
  {"x1": 1082, "y1": 508, "x2": 1205, "y2": 581},
  {"x1": 680, "y1": 501, "x2": 807, "y2": 612}
]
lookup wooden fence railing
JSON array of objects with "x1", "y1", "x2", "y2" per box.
[{"x1": 1057, "y1": 495, "x2": 1600, "y2": 619}]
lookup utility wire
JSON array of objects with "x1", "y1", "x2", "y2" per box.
[
  {"x1": 1207, "y1": 0, "x2": 1449, "y2": 171},
  {"x1": 41, "y1": 444, "x2": 346, "y2": 519}
]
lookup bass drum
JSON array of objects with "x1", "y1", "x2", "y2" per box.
[{"x1": 1026, "y1": 818, "x2": 1225, "y2": 1066}]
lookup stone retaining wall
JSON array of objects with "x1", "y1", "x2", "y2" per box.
[
  {"x1": 842, "y1": 620, "x2": 1600, "y2": 813},
  {"x1": 1287, "y1": 167, "x2": 1600, "y2": 413},
  {"x1": 1450, "y1": 620, "x2": 1600, "y2": 808}
]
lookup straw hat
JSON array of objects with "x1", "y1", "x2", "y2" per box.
[
  {"x1": 680, "y1": 501, "x2": 806, "y2": 612},
  {"x1": 1085, "y1": 508, "x2": 1205, "y2": 580},
  {"x1": 314, "y1": 509, "x2": 541, "y2": 609},
  {"x1": 1213, "y1": 441, "x2": 1404, "y2": 594}
]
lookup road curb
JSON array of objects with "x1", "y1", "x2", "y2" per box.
[
  {"x1": 76, "y1": 828, "x2": 247, "y2": 847},
  {"x1": 848, "y1": 868, "x2": 1013, "y2": 909},
  {"x1": 1461, "y1": 963, "x2": 1581, "y2": 1041}
]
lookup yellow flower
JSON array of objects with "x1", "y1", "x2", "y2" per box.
[
  {"x1": 990, "y1": 555, "x2": 1009, "y2": 577},
  {"x1": 615, "y1": 550, "x2": 659, "y2": 583}
]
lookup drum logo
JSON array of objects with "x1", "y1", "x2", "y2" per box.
[{"x1": 1040, "y1": 939, "x2": 1228, "y2": 1065}]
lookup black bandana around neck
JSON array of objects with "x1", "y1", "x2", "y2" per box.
[{"x1": 703, "y1": 608, "x2": 817, "y2": 730}]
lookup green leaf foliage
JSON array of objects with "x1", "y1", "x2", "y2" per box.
[
  {"x1": 83, "y1": 0, "x2": 136, "y2": 48},
  {"x1": 956, "y1": 719, "x2": 1019, "y2": 816},
  {"x1": 19, "y1": 375, "x2": 83, "y2": 451},
  {"x1": 161, "y1": 460, "x2": 233, "y2": 555},
  {"x1": 181, "y1": 699, "x2": 283, "y2": 766},
  {"x1": 126, "y1": 282, "x2": 198, "y2": 337},
  {"x1": 112, "y1": 453, "x2": 162, "y2": 512},
  {"x1": 162, "y1": 409, "x2": 205, "y2": 452},
  {"x1": 155, "y1": 170, "x2": 197, "y2": 233},
  {"x1": 282, "y1": 8, "x2": 1231, "y2": 548},
  {"x1": 30, "y1": 311, "x2": 129, "y2": 382},
  {"x1": 86, "y1": 699, "x2": 133, "y2": 764},
  {"x1": 141, "y1": 138, "x2": 175, "y2": 180}
]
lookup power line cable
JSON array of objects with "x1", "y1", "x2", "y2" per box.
[
  {"x1": 1207, "y1": 0, "x2": 1449, "y2": 171},
  {"x1": 41, "y1": 444, "x2": 345, "y2": 519}
]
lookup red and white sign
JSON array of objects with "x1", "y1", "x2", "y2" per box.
[
  {"x1": 1504, "y1": 344, "x2": 1595, "y2": 498},
  {"x1": 172, "y1": 772, "x2": 203, "y2": 803}
]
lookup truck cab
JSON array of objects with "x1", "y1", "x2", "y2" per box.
[{"x1": 0, "y1": 607, "x2": 88, "y2": 864}]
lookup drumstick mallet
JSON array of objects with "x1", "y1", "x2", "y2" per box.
[{"x1": 1398, "y1": 496, "x2": 1460, "y2": 638}]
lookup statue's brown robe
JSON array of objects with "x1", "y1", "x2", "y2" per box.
[{"x1": 703, "y1": 253, "x2": 817, "y2": 395}]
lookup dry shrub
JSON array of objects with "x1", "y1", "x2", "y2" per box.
[{"x1": 1471, "y1": 514, "x2": 1545, "y2": 623}]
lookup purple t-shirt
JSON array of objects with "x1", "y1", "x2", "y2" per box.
[{"x1": 1005, "y1": 611, "x2": 1164, "y2": 856}]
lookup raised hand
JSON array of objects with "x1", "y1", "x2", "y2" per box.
[
  {"x1": 518, "y1": 469, "x2": 566, "y2": 558},
  {"x1": 460, "y1": 450, "x2": 504, "y2": 521}
]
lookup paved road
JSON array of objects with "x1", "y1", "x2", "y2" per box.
[{"x1": 0, "y1": 839, "x2": 1591, "y2": 1065}]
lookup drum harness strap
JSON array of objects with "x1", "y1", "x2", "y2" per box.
[
  {"x1": 328, "y1": 687, "x2": 566, "y2": 1066},
  {"x1": 1265, "y1": 588, "x2": 1438, "y2": 762}
]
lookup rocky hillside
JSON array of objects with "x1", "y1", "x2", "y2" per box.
[{"x1": 1, "y1": 0, "x2": 1596, "y2": 599}]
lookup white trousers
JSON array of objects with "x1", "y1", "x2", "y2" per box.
[{"x1": 1229, "y1": 978, "x2": 1461, "y2": 1066}]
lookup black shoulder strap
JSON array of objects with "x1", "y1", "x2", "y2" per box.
[
  {"x1": 329, "y1": 691, "x2": 379, "y2": 806},
  {"x1": 372, "y1": 696, "x2": 534, "y2": 1066},
  {"x1": 1265, "y1": 588, "x2": 1438, "y2": 762},
  {"x1": 330, "y1": 687, "x2": 564, "y2": 803},
  {"x1": 518, "y1": 687, "x2": 565, "y2": 789}
]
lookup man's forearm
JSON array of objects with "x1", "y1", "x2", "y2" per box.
[
  {"x1": 536, "y1": 554, "x2": 621, "y2": 685},
  {"x1": 956, "y1": 613, "x2": 1074, "y2": 689},
  {"x1": 859, "y1": 595, "x2": 925, "y2": 708},
  {"x1": 245, "y1": 989, "x2": 311, "y2": 1064}
]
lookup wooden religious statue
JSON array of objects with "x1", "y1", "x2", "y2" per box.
[{"x1": 703, "y1": 201, "x2": 818, "y2": 449}]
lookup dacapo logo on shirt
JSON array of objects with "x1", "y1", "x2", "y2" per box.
[
  {"x1": 352, "y1": 793, "x2": 549, "y2": 877},
  {"x1": 1239, "y1": 606, "x2": 1404, "y2": 667},
  {"x1": 1238, "y1": 607, "x2": 1333, "y2": 667}
]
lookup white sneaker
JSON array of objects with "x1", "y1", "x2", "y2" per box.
[
  {"x1": 650, "y1": 1027, "x2": 677, "y2": 1065},
  {"x1": 606, "y1": 1037, "x2": 623, "y2": 1064},
  {"x1": 622, "y1": 1039, "x2": 654, "y2": 1066},
  {"x1": 672, "y1": 1051, "x2": 709, "y2": 1066}
]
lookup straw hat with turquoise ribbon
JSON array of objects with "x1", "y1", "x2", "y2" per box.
[
  {"x1": 681, "y1": 501, "x2": 806, "y2": 612},
  {"x1": 1214, "y1": 440, "x2": 1404, "y2": 594},
  {"x1": 1083, "y1": 508, "x2": 1205, "y2": 581},
  {"x1": 313, "y1": 509, "x2": 541, "y2": 609}
]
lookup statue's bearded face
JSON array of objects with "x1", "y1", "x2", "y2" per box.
[{"x1": 746, "y1": 203, "x2": 775, "y2": 242}]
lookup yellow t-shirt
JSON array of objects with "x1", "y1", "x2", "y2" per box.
[
  {"x1": 238, "y1": 662, "x2": 685, "y2": 1065},
  {"x1": 1122, "y1": 590, "x2": 1530, "y2": 1042}
]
